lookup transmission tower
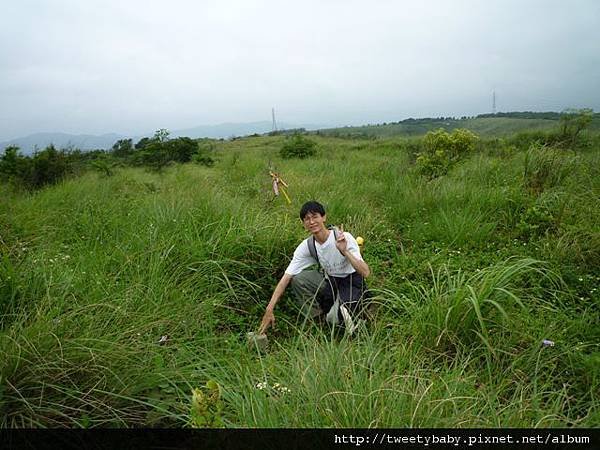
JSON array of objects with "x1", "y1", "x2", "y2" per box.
[
  {"x1": 272, "y1": 108, "x2": 278, "y2": 132},
  {"x1": 492, "y1": 90, "x2": 496, "y2": 114}
]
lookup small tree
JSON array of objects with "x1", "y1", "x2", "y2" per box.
[
  {"x1": 154, "y1": 128, "x2": 170, "y2": 143},
  {"x1": 135, "y1": 137, "x2": 152, "y2": 150},
  {"x1": 0, "y1": 146, "x2": 29, "y2": 182},
  {"x1": 28, "y1": 144, "x2": 71, "y2": 188},
  {"x1": 138, "y1": 141, "x2": 170, "y2": 172},
  {"x1": 112, "y1": 139, "x2": 133, "y2": 158},
  {"x1": 164, "y1": 137, "x2": 197, "y2": 163},
  {"x1": 559, "y1": 108, "x2": 593, "y2": 146},
  {"x1": 280, "y1": 134, "x2": 317, "y2": 159},
  {"x1": 193, "y1": 141, "x2": 215, "y2": 167},
  {"x1": 416, "y1": 128, "x2": 478, "y2": 178}
]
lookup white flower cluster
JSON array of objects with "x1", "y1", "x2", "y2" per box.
[
  {"x1": 273, "y1": 383, "x2": 291, "y2": 394},
  {"x1": 254, "y1": 381, "x2": 291, "y2": 395}
]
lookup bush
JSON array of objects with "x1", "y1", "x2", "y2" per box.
[
  {"x1": 1, "y1": 145, "x2": 74, "y2": 190},
  {"x1": 517, "y1": 204, "x2": 557, "y2": 240},
  {"x1": 558, "y1": 108, "x2": 593, "y2": 147},
  {"x1": 111, "y1": 139, "x2": 134, "y2": 158},
  {"x1": 523, "y1": 143, "x2": 575, "y2": 195},
  {"x1": 0, "y1": 146, "x2": 30, "y2": 183},
  {"x1": 416, "y1": 128, "x2": 478, "y2": 178},
  {"x1": 192, "y1": 152, "x2": 215, "y2": 167},
  {"x1": 28, "y1": 145, "x2": 72, "y2": 188},
  {"x1": 135, "y1": 141, "x2": 171, "y2": 172},
  {"x1": 132, "y1": 133, "x2": 199, "y2": 171},
  {"x1": 164, "y1": 137, "x2": 197, "y2": 163},
  {"x1": 279, "y1": 134, "x2": 317, "y2": 159}
]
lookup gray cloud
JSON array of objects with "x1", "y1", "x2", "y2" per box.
[{"x1": 1, "y1": 0, "x2": 599, "y2": 140}]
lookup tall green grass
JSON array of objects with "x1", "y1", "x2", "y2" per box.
[{"x1": 0, "y1": 134, "x2": 598, "y2": 427}]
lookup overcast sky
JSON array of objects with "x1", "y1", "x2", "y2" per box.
[{"x1": 1, "y1": 0, "x2": 599, "y2": 140}]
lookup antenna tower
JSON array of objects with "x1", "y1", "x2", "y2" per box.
[
  {"x1": 272, "y1": 108, "x2": 278, "y2": 132},
  {"x1": 492, "y1": 90, "x2": 496, "y2": 114}
]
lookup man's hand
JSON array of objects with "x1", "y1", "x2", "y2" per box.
[
  {"x1": 258, "y1": 273, "x2": 292, "y2": 335},
  {"x1": 259, "y1": 307, "x2": 275, "y2": 334},
  {"x1": 335, "y1": 224, "x2": 347, "y2": 254}
]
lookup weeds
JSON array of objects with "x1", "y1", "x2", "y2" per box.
[{"x1": 0, "y1": 131, "x2": 598, "y2": 428}]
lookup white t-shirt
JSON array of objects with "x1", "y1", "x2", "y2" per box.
[{"x1": 285, "y1": 230, "x2": 363, "y2": 277}]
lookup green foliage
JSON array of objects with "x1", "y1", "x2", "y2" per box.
[
  {"x1": 192, "y1": 153, "x2": 215, "y2": 167},
  {"x1": 163, "y1": 137, "x2": 197, "y2": 163},
  {"x1": 90, "y1": 157, "x2": 117, "y2": 177},
  {"x1": 280, "y1": 134, "x2": 317, "y2": 159},
  {"x1": 0, "y1": 254, "x2": 20, "y2": 329},
  {"x1": 3, "y1": 145, "x2": 72, "y2": 189},
  {"x1": 190, "y1": 381, "x2": 224, "y2": 428},
  {"x1": 559, "y1": 108, "x2": 594, "y2": 146},
  {"x1": 0, "y1": 146, "x2": 29, "y2": 183},
  {"x1": 133, "y1": 132, "x2": 198, "y2": 171},
  {"x1": 416, "y1": 128, "x2": 479, "y2": 178},
  {"x1": 523, "y1": 143, "x2": 575, "y2": 194},
  {"x1": 517, "y1": 205, "x2": 558, "y2": 240},
  {"x1": 408, "y1": 259, "x2": 547, "y2": 353},
  {"x1": 135, "y1": 140, "x2": 171, "y2": 172},
  {"x1": 135, "y1": 137, "x2": 152, "y2": 150},
  {"x1": 29, "y1": 145, "x2": 72, "y2": 188},
  {"x1": 111, "y1": 139, "x2": 133, "y2": 158},
  {"x1": 0, "y1": 129, "x2": 598, "y2": 428},
  {"x1": 192, "y1": 141, "x2": 216, "y2": 167},
  {"x1": 153, "y1": 128, "x2": 170, "y2": 143}
]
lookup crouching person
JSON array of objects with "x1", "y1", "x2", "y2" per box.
[{"x1": 259, "y1": 201, "x2": 371, "y2": 335}]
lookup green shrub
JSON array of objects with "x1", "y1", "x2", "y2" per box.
[
  {"x1": 192, "y1": 152, "x2": 215, "y2": 167},
  {"x1": 517, "y1": 204, "x2": 557, "y2": 240},
  {"x1": 523, "y1": 143, "x2": 575, "y2": 194},
  {"x1": 90, "y1": 156, "x2": 117, "y2": 177},
  {"x1": 135, "y1": 141, "x2": 171, "y2": 172},
  {"x1": 0, "y1": 145, "x2": 73, "y2": 190},
  {"x1": 416, "y1": 128, "x2": 478, "y2": 178},
  {"x1": 111, "y1": 139, "x2": 134, "y2": 158},
  {"x1": 0, "y1": 146, "x2": 30, "y2": 183},
  {"x1": 164, "y1": 137, "x2": 197, "y2": 163},
  {"x1": 280, "y1": 134, "x2": 317, "y2": 159},
  {"x1": 558, "y1": 108, "x2": 593, "y2": 147}
]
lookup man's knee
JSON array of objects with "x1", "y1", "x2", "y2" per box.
[{"x1": 291, "y1": 270, "x2": 321, "y2": 294}]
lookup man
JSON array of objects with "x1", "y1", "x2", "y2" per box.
[{"x1": 259, "y1": 200, "x2": 370, "y2": 334}]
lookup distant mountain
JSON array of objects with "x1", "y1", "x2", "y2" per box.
[
  {"x1": 0, "y1": 132, "x2": 126, "y2": 155},
  {"x1": 170, "y1": 121, "x2": 306, "y2": 139},
  {"x1": 1, "y1": 121, "x2": 327, "y2": 154}
]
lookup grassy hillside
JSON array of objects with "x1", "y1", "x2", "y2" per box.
[
  {"x1": 318, "y1": 115, "x2": 600, "y2": 138},
  {"x1": 1, "y1": 133, "x2": 599, "y2": 427}
]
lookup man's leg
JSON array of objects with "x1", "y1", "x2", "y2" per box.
[{"x1": 290, "y1": 270, "x2": 327, "y2": 319}]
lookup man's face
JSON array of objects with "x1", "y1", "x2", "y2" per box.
[{"x1": 302, "y1": 212, "x2": 326, "y2": 234}]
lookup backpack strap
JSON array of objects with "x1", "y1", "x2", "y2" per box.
[{"x1": 307, "y1": 235, "x2": 319, "y2": 266}]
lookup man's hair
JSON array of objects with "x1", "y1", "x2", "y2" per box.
[{"x1": 299, "y1": 201, "x2": 326, "y2": 220}]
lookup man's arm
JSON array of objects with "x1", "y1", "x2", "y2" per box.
[
  {"x1": 335, "y1": 226, "x2": 371, "y2": 278},
  {"x1": 259, "y1": 272, "x2": 293, "y2": 334},
  {"x1": 341, "y1": 249, "x2": 370, "y2": 278}
]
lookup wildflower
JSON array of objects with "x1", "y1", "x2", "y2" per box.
[
  {"x1": 542, "y1": 339, "x2": 555, "y2": 347},
  {"x1": 273, "y1": 383, "x2": 291, "y2": 395},
  {"x1": 255, "y1": 381, "x2": 268, "y2": 390}
]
